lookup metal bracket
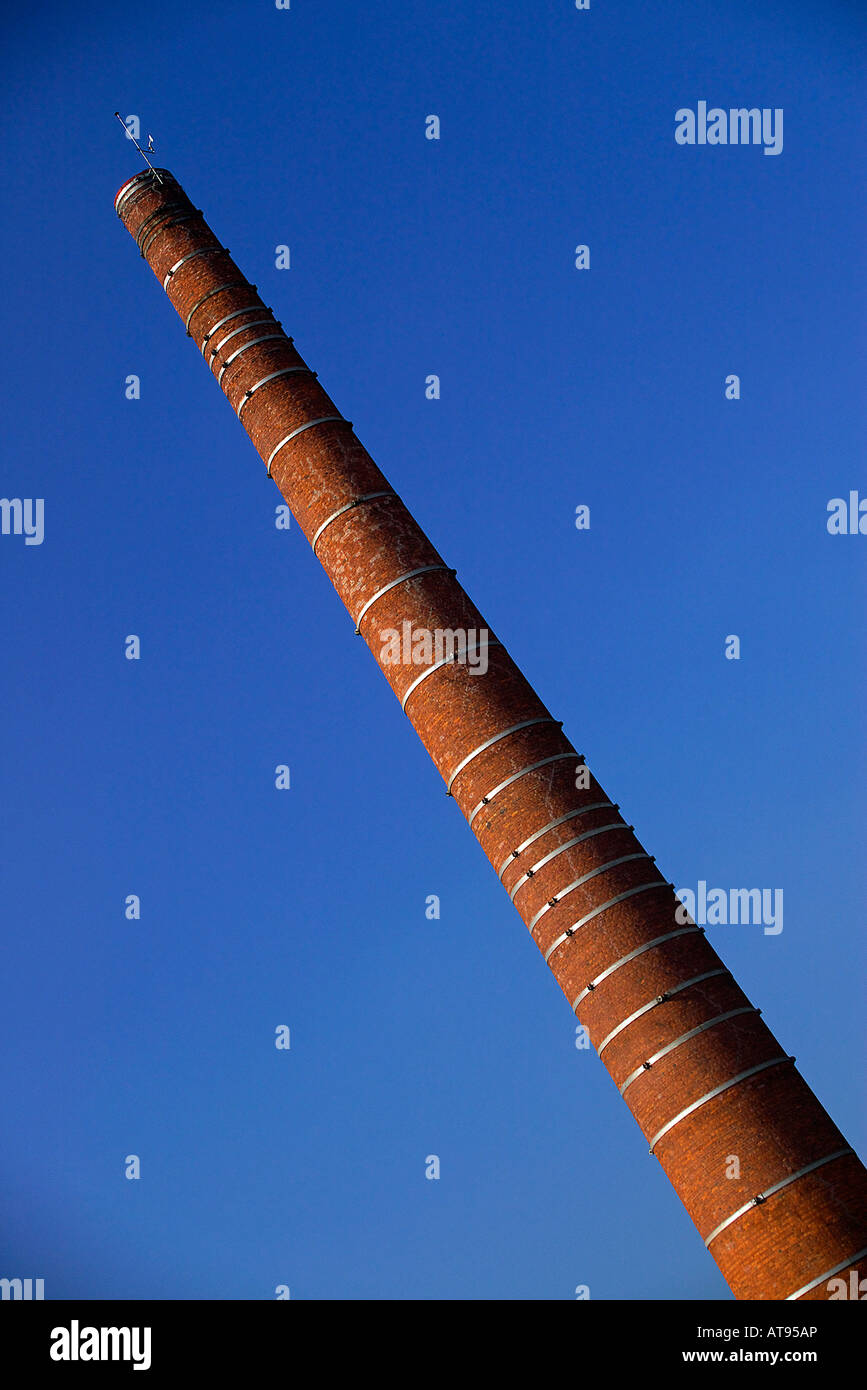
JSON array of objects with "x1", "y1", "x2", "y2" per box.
[
  {"x1": 510, "y1": 822, "x2": 629, "y2": 903},
  {"x1": 573, "y1": 925, "x2": 705, "y2": 1012},
  {"x1": 237, "y1": 367, "x2": 316, "y2": 417},
  {"x1": 468, "y1": 755, "x2": 585, "y2": 832},
  {"x1": 648, "y1": 1055, "x2": 794, "y2": 1155},
  {"x1": 115, "y1": 168, "x2": 171, "y2": 216},
  {"x1": 402, "y1": 639, "x2": 501, "y2": 714},
  {"x1": 446, "y1": 719, "x2": 561, "y2": 797},
  {"x1": 354, "y1": 565, "x2": 453, "y2": 635},
  {"x1": 163, "y1": 244, "x2": 228, "y2": 291},
  {"x1": 544, "y1": 880, "x2": 667, "y2": 966},
  {"x1": 140, "y1": 211, "x2": 202, "y2": 261},
  {"x1": 785, "y1": 1244, "x2": 867, "y2": 1302},
  {"x1": 597, "y1": 968, "x2": 728, "y2": 1056},
  {"x1": 185, "y1": 283, "x2": 249, "y2": 335},
  {"x1": 619, "y1": 1006, "x2": 759, "y2": 1096},
  {"x1": 311, "y1": 492, "x2": 395, "y2": 556},
  {"x1": 217, "y1": 334, "x2": 286, "y2": 384},
  {"x1": 135, "y1": 202, "x2": 186, "y2": 252},
  {"x1": 703, "y1": 1148, "x2": 855, "y2": 1248},
  {"x1": 266, "y1": 417, "x2": 350, "y2": 477},
  {"x1": 202, "y1": 304, "x2": 267, "y2": 351},
  {"x1": 210, "y1": 319, "x2": 276, "y2": 366},
  {"x1": 530, "y1": 853, "x2": 654, "y2": 933},
  {"x1": 497, "y1": 801, "x2": 615, "y2": 878}
]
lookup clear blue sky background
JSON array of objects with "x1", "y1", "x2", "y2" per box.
[{"x1": 1, "y1": 0, "x2": 863, "y2": 1300}]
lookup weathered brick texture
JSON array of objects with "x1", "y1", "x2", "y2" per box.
[{"x1": 116, "y1": 168, "x2": 867, "y2": 1300}]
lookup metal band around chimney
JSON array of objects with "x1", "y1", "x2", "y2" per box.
[
  {"x1": 118, "y1": 178, "x2": 164, "y2": 218},
  {"x1": 597, "y1": 968, "x2": 729, "y2": 1056},
  {"x1": 115, "y1": 168, "x2": 170, "y2": 214},
  {"x1": 402, "y1": 640, "x2": 502, "y2": 714},
  {"x1": 573, "y1": 926, "x2": 704, "y2": 1011},
  {"x1": 115, "y1": 170, "x2": 154, "y2": 213},
  {"x1": 115, "y1": 167, "x2": 173, "y2": 208},
  {"x1": 497, "y1": 801, "x2": 616, "y2": 877},
  {"x1": 218, "y1": 335, "x2": 286, "y2": 384},
  {"x1": 185, "y1": 283, "x2": 249, "y2": 335},
  {"x1": 510, "y1": 822, "x2": 629, "y2": 903},
  {"x1": 354, "y1": 566, "x2": 454, "y2": 635},
  {"x1": 784, "y1": 1245, "x2": 867, "y2": 1302},
  {"x1": 237, "y1": 368, "x2": 316, "y2": 417},
  {"x1": 311, "y1": 492, "x2": 396, "y2": 556},
  {"x1": 266, "y1": 417, "x2": 350, "y2": 476},
  {"x1": 704, "y1": 1149, "x2": 855, "y2": 1249},
  {"x1": 211, "y1": 319, "x2": 276, "y2": 364},
  {"x1": 446, "y1": 718, "x2": 560, "y2": 796},
  {"x1": 209, "y1": 311, "x2": 275, "y2": 355},
  {"x1": 470, "y1": 755, "x2": 583, "y2": 831},
  {"x1": 163, "y1": 244, "x2": 228, "y2": 290},
  {"x1": 140, "y1": 212, "x2": 196, "y2": 259},
  {"x1": 619, "y1": 1006, "x2": 759, "y2": 1096},
  {"x1": 140, "y1": 212, "x2": 203, "y2": 260},
  {"x1": 135, "y1": 202, "x2": 186, "y2": 252},
  {"x1": 648, "y1": 1055, "x2": 794, "y2": 1156},
  {"x1": 202, "y1": 304, "x2": 267, "y2": 351},
  {"x1": 531, "y1": 853, "x2": 653, "y2": 934},
  {"x1": 545, "y1": 880, "x2": 667, "y2": 965}
]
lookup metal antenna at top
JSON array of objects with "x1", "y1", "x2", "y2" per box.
[{"x1": 114, "y1": 112, "x2": 164, "y2": 184}]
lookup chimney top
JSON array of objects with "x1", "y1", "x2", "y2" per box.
[{"x1": 115, "y1": 168, "x2": 177, "y2": 215}]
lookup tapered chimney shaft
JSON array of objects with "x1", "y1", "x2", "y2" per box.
[{"x1": 116, "y1": 168, "x2": 867, "y2": 1300}]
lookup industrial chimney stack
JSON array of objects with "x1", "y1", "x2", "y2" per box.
[{"x1": 115, "y1": 167, "x2": 867, "y2": 1300}]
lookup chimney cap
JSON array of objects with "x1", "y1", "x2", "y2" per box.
[{"x1": 115, "y1": 168, "x2": 177, "y2": 215}]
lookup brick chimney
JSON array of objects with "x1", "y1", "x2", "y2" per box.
[{"x1": 116, "y1": 167, "x2": 867, "y2": 1300}]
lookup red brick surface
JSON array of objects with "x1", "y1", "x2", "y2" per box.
[{"x1": 116, "y1": 168, "x2": 867, "y2": 1300}]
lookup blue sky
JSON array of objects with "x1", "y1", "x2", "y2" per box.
[{"x1": 0, "y1": 0, "x2": 864, "y2": 1299}]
